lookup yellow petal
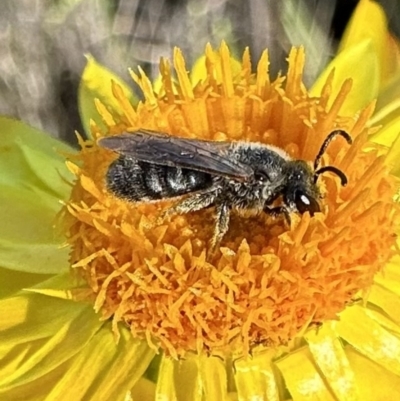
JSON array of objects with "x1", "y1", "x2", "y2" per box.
[
  {"x1": 310, "y1": 40, "x2": 379, "y2": 116},
  {"x1": 0, "y1": 116, "x2": 72, "y2": 197},
  {"x1": 191, "y1": 54, "x2": 209, "y2": 86},
  {"x1": 0, "y1": 240, "x2": 68, "y2": 275},
  {"x1": 234, "y1": 350, "x2": 279, "y2": 401},
  {"x1": 374, "y1": 256, "x2": 400, "y2": 297},
  {"x1": 0, "y1": 267, "x2": 51, "y2": 299},
  {"x1": 130, "y1": 378, "x2": 156, "y2": 401},
  {"x1": 25, "y1": 272, "x2": 89, "y2": 300},
  {"x1": 369, "y1": 115, "x2": 400, "y2": 176},
  {"x1": 0, "y1": 117, "x2": 73, "y2": 273},
  {"x1": 276, "y1": 348, "x2": 335, "y2": 401},
  {"x1": 368, "y1": 283, "x2": 400, "y2": 325},
  {"x1": 191, "y1": 49, "x2": 242, "y2": 87},
  {"x1": 369, "y1": 114, "x2": 400, "y2": 147},
  {"x1": 156, "y1": 354, "x2": 202, "y2": 401},
  {"x1": 305, "y1": 324, "x2": 359, "y2": 401},
  {"x1": 364, "y1": 308, "x2": 400, "y2": 338},
  {"x1": 0, "y1": 293, "x2": 101, "y2": 395},
  {"x1": 151, "y1": 73, "x2": 163, "y2": 95},
  {"x1": 154, "y1": 356, "x2": 177, "y2": 400},
  {"x1": 0, "y1": 361, "x2": 70, "y2": 401},
  {"x1": 336, "y1": 305, "x2": 400, "y2": 376},
  {"x1": 346, "y1": 346, "x2": 400, "y2": 400},
  {"x1": 78, "y1": 55, "x2": 137, "y2": 137},
  {"x1": 45, "y1": 324, "x2": 155, "y2": 401},
  {"x1": 373, "y1": 71, "x2": 400, "y2": 122},
  {"x1": 339, "y1": 0, "x2": 390, "y2": 83},
  {"x1": 339, "y1": 0, "x2": 400, "y2": 86},
  {"x1": 0, "y1": 189, "x2": 69, "y2": 274},
  {"x1": 199, "y1": 355, "x2": 229, "y2": 400}
]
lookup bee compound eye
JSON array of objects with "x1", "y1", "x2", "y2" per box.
[
  {"x1": 294, "y1": 191, "x2": 320, "y2": 215},
  {"x1": 254, "y1": 170, "x2": 270, "y2": 183}
]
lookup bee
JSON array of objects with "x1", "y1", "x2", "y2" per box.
[{"x1": 98, "y1": 129, "x2": 352, "y2": 248}]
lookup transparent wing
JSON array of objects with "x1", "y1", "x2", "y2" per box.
[{"x1": 98, "y1": 129, "x2": 253, "y2": 180}]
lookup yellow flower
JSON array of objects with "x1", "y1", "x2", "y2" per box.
[
  {"x1": 1, "y1": 3, "x2": 400, "y2": 400},
  {"x1": 311, "y1": 0, "x2": 400, "y2": 150},
  {"x1": 66, "y1": 43, "x2": 398, "y2": 362}
]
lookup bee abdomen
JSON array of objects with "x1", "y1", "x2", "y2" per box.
[{"x1": 105, "y1": 156, "x2": 213, "y2": 201}]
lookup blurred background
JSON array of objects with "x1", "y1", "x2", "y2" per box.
[{"x1": 0, "y1": 0, "x2": 399, "y2": 144}]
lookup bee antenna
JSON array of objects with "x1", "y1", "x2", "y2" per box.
[
  {"x1": 314, "y1": 130, "x2": 353, "y2": 171},
  {"x1": 314, "y1": 166, "x2": 348, "y2": 186}
]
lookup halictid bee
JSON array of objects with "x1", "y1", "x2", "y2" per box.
[{"x1": 98, "y1": 129, "x2": 352, "y2": 247}]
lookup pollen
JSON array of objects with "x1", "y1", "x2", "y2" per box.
[{"x1": 65, "y1": 43, "x2": 400, "y2": 358}]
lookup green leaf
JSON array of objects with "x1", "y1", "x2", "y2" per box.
[{"x1": 78, "y1": 55, "x2": 137, "y2": 137}]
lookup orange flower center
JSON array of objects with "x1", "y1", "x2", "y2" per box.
[{"x1": 64, "y1": 43, "x2": 399, "y2": 358}]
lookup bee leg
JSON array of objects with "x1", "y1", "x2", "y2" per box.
[
  {"x1": 210, "y1": 203, "x2": 230, "y2": 250},
  {"x1": 263, "y1": 206, "x2": 291, "y2": 225},
  {"x1": 161, "y1": 191, "x2": 217, "y2": 220}
]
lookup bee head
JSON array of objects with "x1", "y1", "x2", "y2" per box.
[
  {"x1": 284, "y1": 160, "x2": 321, "y2": 215},
  {"x1": 285, "y1": 130, "x2": 352, "y2": 216}
]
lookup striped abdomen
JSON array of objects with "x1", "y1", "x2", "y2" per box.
[{"x1": 105, "y1": 156, "x2": 213, "y2": 201}]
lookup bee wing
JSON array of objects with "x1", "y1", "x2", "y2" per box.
[{"x1": 98, "y1": 129, "x2": 253, "y2": 180}]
